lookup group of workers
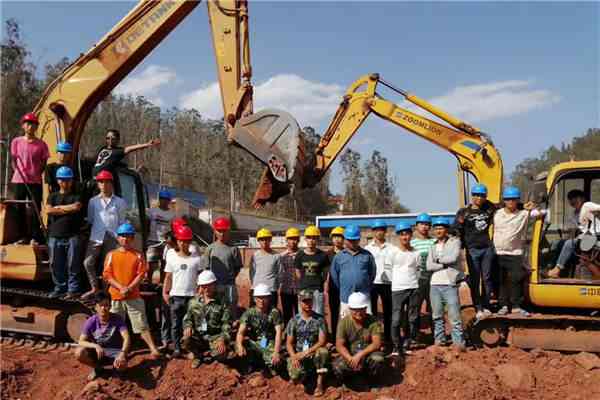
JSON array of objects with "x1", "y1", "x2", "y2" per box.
[{"x1": 9, "y1": 112, "x2": 600, "y2": 395}]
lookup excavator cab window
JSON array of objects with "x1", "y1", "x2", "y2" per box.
[
  {"x1": 116, "y1": 168, "x2": 147, "y2": 252},
  {"x1": 538, "y1": 171, "x2": 600, "y2": 282}
]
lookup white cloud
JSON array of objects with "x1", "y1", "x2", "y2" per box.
[
  {"x1": 179, "y1": 74, "x2": 344, "y2": 127},
  {"x1": 114, "y1": 65, "x2": 177, "y2": 107},
  {"x1": 353, "y1": 137, "x2": 374, "y2": 147},
  {"x1": 405, "y1": 80, "x2": 560, "y2": 123}
]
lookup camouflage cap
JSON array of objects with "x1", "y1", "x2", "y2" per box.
[{"x1": 298, "y1": 289, "x2": 313, "y2": 301}]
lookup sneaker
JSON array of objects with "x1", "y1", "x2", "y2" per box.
[
  {"x1": 545, "y1": 266, "x2": 562, "y2": 278},
  {"x1": 390, "y1": 345, "x2": 401, "y2": 356},
  {"x1": 475, "y1": 310, "x2": 485, "y2": 320},
  {"x1": 482, "y1": 309, "x2": 492, "y2": 317},
  {"x1": 48, "y1": 290, "x2": 65, "y2": 299},
  {"x1": 87, "y1": 368, "x2": 102, "y2": 381},
  {"x1": 512, "y1": 308, "x2": 531, "y2": 317},
  {"x1": 171, "y1": 350, "x2": 182, "y2": 359},
  {"x1": 402, "y1": 340, "x2": 413, "y2": 355},
  {"x1": 191, "y1": 358, "x2": 201, "y2": 369},
  {"x1": 497, "y1": 306, "x2": 509, "y2": 315}
]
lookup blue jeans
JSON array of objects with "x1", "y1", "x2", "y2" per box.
[
  {"x1": 466, "y1": 247, "x2": 495, "y2": 310},
  {"x1": 170, "y1": 296, "x2": 192, "y2": 352},
  {"x1": 48, "y1": 236, "x2": 81, "y2": 293},
  {"x1": 430, "y1": 285, "x2": 464, "y2": 346},
  {"x1": 556, "y1": 239, "x2": 576, "y2": 269}
]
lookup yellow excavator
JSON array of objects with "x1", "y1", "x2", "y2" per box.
[
  {"x1": 256, "y1": 73, "x2": 600, "y2": 352},
  {"x1": 0, "y1": 0, "x2": 301, "y2": 341}
]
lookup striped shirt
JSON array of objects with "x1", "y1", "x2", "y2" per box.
[{"x1": 410, "y1": 237, "x2": 436, "y2": 272}]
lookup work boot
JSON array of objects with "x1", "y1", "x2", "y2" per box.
[
  {"x1": 390, "y1": 345, "x2": 401, "y2": 357},
  {"x1": 48, "y1": 290, "x2": 65, "y2": 299},
  {"x1": 64, "y1": 292, "x2": 81, "y2": 300}
]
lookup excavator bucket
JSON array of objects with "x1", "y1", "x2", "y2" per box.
[{"x1": 228, "y1": 108, "x2": 305, "y2": 206}]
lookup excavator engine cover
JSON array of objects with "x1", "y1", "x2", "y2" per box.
[{"x1": 228, "y1": 108, "x2": 304, "y2": 206}]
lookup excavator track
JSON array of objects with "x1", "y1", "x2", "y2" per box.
[
  {"x1": 1, "y1": 283, "x2": 95, "y2": 342},
  {"x1": 466, "y1": 309, "x2": 600, "y2": 353}
]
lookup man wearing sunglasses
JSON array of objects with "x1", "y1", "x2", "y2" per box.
[{"x1": 93, "y1": 129, "x2": 160, "y2": 177}]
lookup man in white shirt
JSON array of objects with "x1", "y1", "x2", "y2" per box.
[
  {"x1": 389, "y1": 222, "x2": 420, "y2": 356},
  {"x1": 82, "y1": 170, "x2": 127, "y2": 299},
  {"x1": 365, "y1": 220, "x2": 394, "y2": 343},
  {"x1": 547, "y1": 189, "x2": 600, "y2": 278},
  {"x1": 146, "y1": 189, "x2": 175, "y2": 281},
  {"x1": 494, "y1": 187, "x2": 545, "y2": 316},
  {"x1": 162, "y1": 225, "x2": 202, "y2": 358}
]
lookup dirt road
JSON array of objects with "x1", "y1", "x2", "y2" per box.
[{"x1": 2, "y1": 341, "x2": 600, "y2": 400}]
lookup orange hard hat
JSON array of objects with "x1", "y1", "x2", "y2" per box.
[
  {"x1": 174, "y1": 225, "x2": 193, "y2": 241},
  {"x1": 20, "y1": 112, "x2": 39, "y2": 125},
  {"x1": 213, "y1": 217, "x2": 231, "y2": 231},
  {"x1": 95, "y1": 170, "x2": 113, "y2": 181}
]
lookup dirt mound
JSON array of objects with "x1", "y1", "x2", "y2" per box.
[{"x1": 2, "y1": 343, "x2": 600, "y2": 400}]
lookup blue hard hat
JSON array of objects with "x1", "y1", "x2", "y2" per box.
[
  {"x1": 55, "y1": 166, "x2": 74, "y2": 180},
  {"x1": 117, "y1": 223, "x2": 136, "y2": 236},
  {"x1": 395, "y1": 221, "x2": 413, "y2": 233},
  {"x1": 371, "y1": 219, "x2": 387, "y2": 230},
  {"x1": 471, "y1": 183, "x2": 488, "y2": 196},
  {"x1": 344, "y1": 224, "x2": 361, "y2": 240},
  {"x1": 432, "y1": 217, "x2": 450, "y2": 227},
  {"x1": 503, "y1": 186, "x2": 521, "y2": 200},
  {"x1": 415, "y1": 213, "x2": 432, "y2": 224},
  {"x1": 56, "y1": 142, "x2": 73, "y2": 153},
  {"x1": 158, "y1": 189, "x2": 172, "y2": 200}
]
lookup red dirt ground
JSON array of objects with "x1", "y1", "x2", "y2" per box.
[{"x1": 2, "y1": 342, "x2": 600, "y2": 400}]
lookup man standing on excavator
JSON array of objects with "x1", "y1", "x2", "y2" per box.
[
  {"x1": 93, "y1": 129, "x2": 160, "y2": 177},
  {"x1": 10, "y1": 112, "x2": 49, "y2": 245}
]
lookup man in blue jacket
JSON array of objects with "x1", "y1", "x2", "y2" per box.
[{"x1": 330, "y1": 225, "x2": 377, "y2": 318}]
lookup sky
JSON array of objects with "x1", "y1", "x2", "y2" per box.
[{"x1": 2, "y1": 1, "x2": 599, "y2": 213}]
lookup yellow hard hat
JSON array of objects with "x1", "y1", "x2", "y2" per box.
[
  {"x1": 256, "y1": 228, "x2": 273, "y2": 240},
  {"x1": 285, "y1": 227, "x2": 300, "y2": 238},
  {"x1": 330, "y1": 226, "x2": 345, "y2": 237},
  {"x1": 304, "y1": 225, "x2": 321, "y2": 237}
]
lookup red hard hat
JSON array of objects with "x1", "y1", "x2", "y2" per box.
[
  {"x1": 174, "y1": 225, "x2": 193, "y2": 241},
  {"x1": 171, "y1": 217, "x2": 187, "y2": 232},
  {"x1": 213, "y1": 217, "x2": 231, "y2": 231},
  {"x1": 20, "y1": 112, "x2": 39, "y2": 124},
  {"x1": 95, "y1": 170, "x2": 114, "y2": 181}
]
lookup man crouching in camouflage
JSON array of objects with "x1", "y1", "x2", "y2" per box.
[
  {"x1": 181, "y1": 270, "x2": 232, "y2": 369},
  {"x1": 286, "y1": 289, "x2": 329, "y2": 397},
  {"x1": 333, "y1": 292, "x2": 386, "y2": 386},
  {"x1": 236, "y1": 283, "x2": 284, "y2": 375}
]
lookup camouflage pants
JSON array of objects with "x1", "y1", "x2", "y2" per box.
[
  {"x1": 332, "y1": 351, "x2": 385, "y2": 379},
  {"x1": 181, "y1": 334, "x2": 229, "y2": 362},
  {"x1": 244, "y1": 340, "x2": 284, "y2": 373},
  {"x1": 287, "y1": 347, "x2": 330, "y2": 382}
]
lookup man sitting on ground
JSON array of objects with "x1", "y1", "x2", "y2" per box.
[
  {"x1": 286, "y1": 289, "x2": 330, "y2": 397},
  {"x1": 333, "y1": 292, "x2": 385, "y2": 386},
  {"x1": 182, "y1": 270, "x2": 232, "y2": 368},
  {"x1": 76, "y1": 292, "x2": 130, "y2": 381},
  {"x1": 236, "y1": 283, "x2": 284, "y2": 375}
]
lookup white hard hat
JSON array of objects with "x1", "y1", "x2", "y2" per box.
[
  {"x1": 347, "y1": 292, "x2": 369, "y2": 309},
  {"x1": 253, "y1": 283, "x2": 271, "y2": 297},
  {"x1": 197, "y1": 270, "x2": 217, "y2": 285}
]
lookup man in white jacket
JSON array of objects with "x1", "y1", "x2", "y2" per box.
[
  {"x1": 390, "y1": 222, "x2": 420, "y2": 357},
  {"x1": 426, "y1": 217, "x2": 466, "y2": 351}
]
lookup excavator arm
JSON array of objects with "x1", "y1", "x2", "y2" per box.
[
  {"x1": 33, "y1": 0, "x2": 300, "y2": 194},
  {"x1": 255, "y1": 73, "x2": 503, "y2": 205}
]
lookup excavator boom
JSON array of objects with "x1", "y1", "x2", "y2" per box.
[{"x1": 254, "y1": 73, "x2": 503, "y2": 205}]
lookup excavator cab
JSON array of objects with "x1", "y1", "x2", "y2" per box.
[{"x1": 528, "y1": 161, "x2": 600, "y2": 309}]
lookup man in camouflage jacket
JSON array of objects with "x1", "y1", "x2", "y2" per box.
[
  {"x1": 286, "y1": 289, "x2": 329, "y2": 396},
  {"x1": 182, "y1": 270, "x2": 232, "y2": 368},
  {"x1": 235, "y1": 283, "x2": 284, "y2": 374}
]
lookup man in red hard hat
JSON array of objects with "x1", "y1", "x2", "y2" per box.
[
  {"x1": 200, "y1": 217, "x2": 242, "y2": 317},
  {"x1": 162, "y1": 225, "x2": 201, "y2": 358},
  {"x1": 10, "y1": 112, "x2": 49, "y2": 244},
  {"x1": 82, "y1": 170, "x2": 128, "y2": 299}
]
